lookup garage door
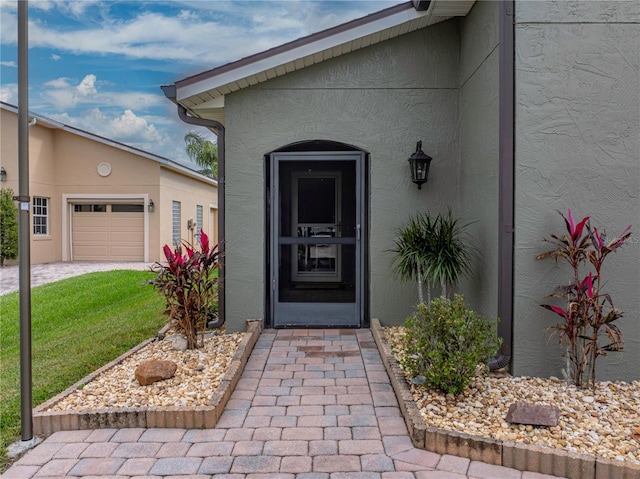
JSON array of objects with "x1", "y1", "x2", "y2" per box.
[{"x1": 72, "y1": 203, "x2": 144, "y2": 261}]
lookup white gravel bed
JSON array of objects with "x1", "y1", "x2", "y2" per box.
[
  {"x1": 385, "y1": 326, "x2": 640, "y2": 464},
  {"x1": 48, "y1": 329, "x2": 245, "y2": 411}
]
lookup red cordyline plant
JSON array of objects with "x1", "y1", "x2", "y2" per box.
[
  {"x1": 537, "y1": 209, "x2": 632, "y2": 389},
  {"x1": 149, "y1": 230, "x2": 220, "y2": 349}
]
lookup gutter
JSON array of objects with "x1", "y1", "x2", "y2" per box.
[
  {"x1": 489, "y1": 0, "x2": 515, "y2": 371},
  {"x1": 161, "y1": 85, "x2": 225, "y2": 329}
]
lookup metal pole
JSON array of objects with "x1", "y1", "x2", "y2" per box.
[{"x1": 17, "y1": 0, "x2": 33, "y2": 442}]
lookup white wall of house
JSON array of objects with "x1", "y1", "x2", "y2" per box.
[{"x1": 513, "y1": 0, "x2": 640, "y2": 381}]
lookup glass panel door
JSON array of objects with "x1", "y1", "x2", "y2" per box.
[
  {"x1": 270, "y1": 153, "x2": 363, "y2": 328},
  {"x1": 292, "y1": 172, "x2": 341, "y2": 282}
]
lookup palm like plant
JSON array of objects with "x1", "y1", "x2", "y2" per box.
[
  {"x1": 426, "y1": 209, "x2": 477, "y2": 299},
  {"x1": 390, "y1": 213, "x2": 436, "y2": 305},
  {"x1": 391, "y1": 209, "x2": 477, "y2": 305},
  {"x1": 185, "y1": 131, "x2": 218, "y2": 179}
]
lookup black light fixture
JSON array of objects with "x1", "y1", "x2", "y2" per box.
[
  {"x1": 408, "y1": 141, "x2": 432, "y2": 190},
  {"x1": 0, "y1": 167, "x2": 6, "y2": 182},
  {"x1": 148, "y1": 199, "x2": 155, "y2": 213}
]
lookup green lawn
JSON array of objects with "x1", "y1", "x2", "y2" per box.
[{"x1": 0, "y1": 270, "x2": 166, "y2": 471}]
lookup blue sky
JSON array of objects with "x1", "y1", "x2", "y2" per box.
[{"x1": 1, "y1": 0, "x2": 399, "y2": 167}]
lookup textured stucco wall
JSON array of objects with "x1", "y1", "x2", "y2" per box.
[
  {"x1": 223, "y1": 22, "x2": 461, "y2": 332},
  {"x1": 457, "y1": 0, "x2": 500, "y2": 321},
  {"x1": 514, "y1": 1, "x2": 640, "y2": 380}
]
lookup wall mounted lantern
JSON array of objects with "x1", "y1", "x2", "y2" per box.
[
  {"x1": 408, "y1": 141, "x2": 432, "y2": 190},
  {"x1": 0, "y1": 167, "x2": 6, "y2": 182},
  {"x1": 148, "y1": 199, "x2": 155, "y2": 213}
]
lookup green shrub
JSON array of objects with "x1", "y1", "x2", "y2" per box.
[
  {"x1": 149, "y1": 230, "x2": 219, "y2": 349},
  {"x1": 0, "y1": 188, "x2": 18, "y2": 267},
  {"x1": 399, "y1": 295, "x2": 501, "y2": 395}
]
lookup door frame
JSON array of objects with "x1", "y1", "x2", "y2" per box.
[{"x1": 268, "y1": 150, "x2": 367, "y2": 328}]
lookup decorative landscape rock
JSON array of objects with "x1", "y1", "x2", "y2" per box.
[
  {"x1": 166, "y1": 334, "x2": 188, "y2": 351},
  {"x1": 506, "y1": 402, "x2": 560, "y2": 427},
  {"x1": 135, "y1": 359, "x2": 177, "y2": 386}
]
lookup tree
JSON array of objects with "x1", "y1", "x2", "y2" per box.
[
  {"x1": 184, "y1": 131, "x2": 218, "y2": 179},
  {"x1": 0, "y1": 188, "x2": 18, "y2": 267}
]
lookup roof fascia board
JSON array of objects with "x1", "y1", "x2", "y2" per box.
[
  {"x1": 427, "y1": 0, "x2": 476, "y2": 16},
  {"x1": 176, "y1": 4, "x2": 429, "y2": 102},
  {"x1": 1, "y1": 101, "x2": 64, "y2": 129}
]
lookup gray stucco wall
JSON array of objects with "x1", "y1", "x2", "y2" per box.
[
  {"x1": 514, "y1": 1, "x2": 640, "y2": 380},
  {"x1": 224, "y1": 21, "x2": 462, "y2": 332},
  {"x1": 457, "y1": 0, "x2": 500, "y2": 321}
]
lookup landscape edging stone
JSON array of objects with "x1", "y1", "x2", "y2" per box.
[
  {"x1": 32, "y1": 319, "x2": 263, "y2": 435},
  {"x1": 370, "y1": 318, "x2": 638, "y2": 479}
]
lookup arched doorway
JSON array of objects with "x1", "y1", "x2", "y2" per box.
[{"x1": 268, "y1": 141, "x2": 367, "y2": 328}]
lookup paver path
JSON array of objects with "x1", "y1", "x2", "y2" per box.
[{"x1": 3, "y1": 329, "x2": 563, "y2": 479}]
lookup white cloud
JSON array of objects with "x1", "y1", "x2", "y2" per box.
[
  {"x1": 51, "y1": 54, "x2": 61, "y2": 61},
  {"x1": 48, "y1": 107, "x2": 164, "y2": 150},
  {"x1": 0, "y1": 83, "x2": 17, "y2": 103},
  {"x1": 43, "y1": 75, "x2": 94, "y2": 109},
  {"x1": 41, "y1": 74, "x2": 163, "y2": 111},
  {"x1": 0, "y1": 60, "x2": 17, "y2": 67},
  {"x1": 76, "y1": 74, "x2": 97, "y2": 97},
  {"x1": 45, "y1": 77, "x2": 72, "y2": 88},
  {"x1": 111, "y1": 109, "x2": 161, "y2": 143},
  {"x1": 44, "y1": 88, "x2": 76, "y2": 110},
  {"x1": 0, "y1": 3, "x2": 16, "y2": 44},
  {"x1": 105, "y1": 91, "x2": 165, "y2": 110},
  {"x1": 29, "y1": 1, "x2": 55, "y2": 12},
  {"x1": 4, "y1": 1, "x2": 398, "y2": 67}
]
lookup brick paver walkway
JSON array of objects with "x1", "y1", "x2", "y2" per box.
[{"x1": 3, "y1": 329, "x2": 563, "y2": 479}]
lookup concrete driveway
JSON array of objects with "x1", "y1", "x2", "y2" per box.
[{"x1": 0, "y1": 261, "x2": 154, "y2": 296}]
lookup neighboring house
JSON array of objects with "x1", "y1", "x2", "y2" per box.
[
  {"x1": 0, "y1": 102, "x2": 218, "y2": 265},
  {"x1": 161, "y1": 0, "x2": 639, "y2": 381}
]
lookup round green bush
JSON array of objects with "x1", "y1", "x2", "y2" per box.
[{"x1": 400, "y1": 295, "x2": 501, "y2": 395}]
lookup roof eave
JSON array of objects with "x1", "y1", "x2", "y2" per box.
[{"x1": 170, "y1": 0, "x2": 475, "y2": 120}]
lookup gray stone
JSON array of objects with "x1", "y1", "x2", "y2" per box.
[
  {"x1": 7, "y1": 437, "x2": 43, "y2": 458},
  {"x1": 506, "y1": 402, "x2": 560, "y2": 427},
  {"x1": 166, "y1": 334, "x2": 188, "y2": 351},
  {"x1": 135, "y1": 360, "x2": 177, "y2": 386}
]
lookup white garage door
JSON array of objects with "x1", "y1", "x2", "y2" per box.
[{"x1": 72, "y1": 203, "x2": 144, "y2": 261}]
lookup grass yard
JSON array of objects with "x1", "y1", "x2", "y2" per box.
[{"x1": 0, "y1": 270, "x2": 166, "y2": 471}]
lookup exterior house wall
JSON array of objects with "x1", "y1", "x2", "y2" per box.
[
  {"x1": 52, "y1": 129, "x2": 162, "y2": 262},
  {"x1": 159, "y1": 169, "x2": 218, "y2": 255},
  {"x1": 513, "y1": 1, "x2": 640, "y2": 381},
  {"x1": 223, "y1": 21, "x2": 462, "y2": 332},
  {"x1": 0, "y1": 106, "x2": 217, "y2": 266},
  {"x1": 457, "y1": 0, "x2": 500, "y2": 321},
  {"x1": 29, "y1": 123, "x2": 59, "y2": 265},
  {"x1": 1, "y1": 109, "x2": 61, "y2": 265}
]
